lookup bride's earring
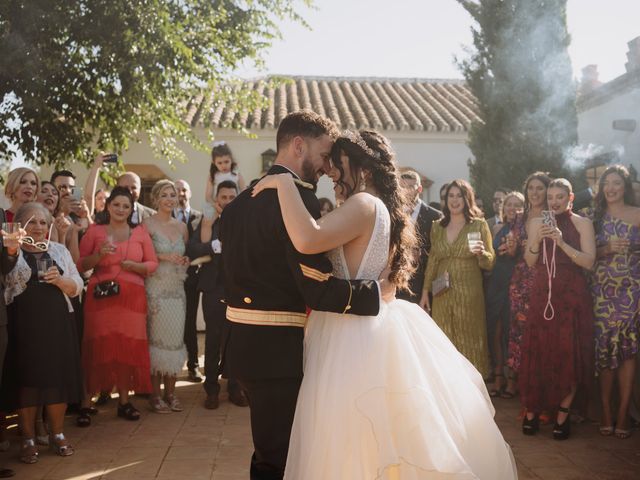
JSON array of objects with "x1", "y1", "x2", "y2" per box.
[{"x1": 359, "y1": 171, "x2": 367, "y2": 192}]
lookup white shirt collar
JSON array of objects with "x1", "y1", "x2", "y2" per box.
[{"x1": 410, "y1": 201, "x2": 421, "y2": 223}]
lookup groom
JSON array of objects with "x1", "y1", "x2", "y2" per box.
[{"x1": 220, "y1": 111, "x2": 389, "y2": 480}]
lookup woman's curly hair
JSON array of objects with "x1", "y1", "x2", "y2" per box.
[{"x1": 331, "y1": 130, "x2": 418, "y2": 291}]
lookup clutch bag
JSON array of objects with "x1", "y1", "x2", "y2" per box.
[{"x1": 432, "y1": 271, "x2": 450, "y2": 297}]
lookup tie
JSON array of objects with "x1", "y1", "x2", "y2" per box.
[{"x1": 180, "y1": 209, "x2": 188, "y2": 224}]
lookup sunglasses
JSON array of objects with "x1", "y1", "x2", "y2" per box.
[{"x1": 21, "y1": 217, "x2": 53, "y2": 252}]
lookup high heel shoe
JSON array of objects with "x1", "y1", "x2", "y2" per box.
[
  {"x1": 49, "y1": 433, "x2": 74, "y2": 457},
  {"x1": 19, "y1": 438, "x2": 38, "y2": 464},
  {"x1": 553, "y1": 406, "x2": 571, "y2": 440},
  {"x1": 522, "y1": 412, "x2": 539, "y2": 435}
]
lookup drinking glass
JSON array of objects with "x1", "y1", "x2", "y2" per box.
[
  {"x1": 467, "y1": 231, "x2": 482, "y2": 252},
  {"x1": 36, "y1": 258, "x2": 54, "y2": 283},
  {"x1": 1, "y1": 222, "x2": 20, "y2": 241}
]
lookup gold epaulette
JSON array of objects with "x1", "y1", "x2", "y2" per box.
[{"x1": 293, "y1": 178, "x2": 314, "y2": 190}]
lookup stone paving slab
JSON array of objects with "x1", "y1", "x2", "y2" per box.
[{"x1": 2, "y1": 354, "x2": 639, "y2": 479}]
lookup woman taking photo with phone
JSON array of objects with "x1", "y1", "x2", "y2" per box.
[
  {"x1": 78, "y1": 187, "x2": 158, "y2": 421},
  {"x1": 519, "y1": 178, "x2": 596, "y2": 440}
]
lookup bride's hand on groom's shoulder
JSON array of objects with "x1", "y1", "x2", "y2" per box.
[{"x1": 251, "y1": 173, "x2": 290, "y2": 197}]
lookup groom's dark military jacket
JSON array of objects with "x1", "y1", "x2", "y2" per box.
[{"x1": 220, "y1": 164, "x2": 380, "y2": 380}]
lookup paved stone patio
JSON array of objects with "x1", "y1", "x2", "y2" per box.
[{"x1": 2, "y1": 344, "x2": 639, "y2": 479}]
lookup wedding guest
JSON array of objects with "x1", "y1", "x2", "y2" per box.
[
  {"x1": 589, "y1": 165, "x2": 640, "y2": 439},
  {"x1": 520, "y1": 178, "x2": 595, "y2": 440},
  {"x1": 487, "y1": 188, "x2": 509, "y2": 231},
  {"x1": 0, "y1": 205, "x2": 19, "y2": 478},
  {"x1": 506, "y1": 172, "x2": 551, "y2": 397},
  {"x1": 51, "y1": 170, "x2": 89, "y2": 262},
  {"x1": 398, "y1": 170, "x2": 442, "y2": 303},
  {"x1": 96, "y1": 172, "x2": 155, "y2": 225},
  {"x1": 3, "y1": 167, "x2": 39, "y2": 222},
  {"x1": 37, "y1": 181, "x2": 60, "y2": 216},
  {"x1": 174, "y1": 179, "x2": 204, "y2": 383},
  {"x1": 1, "y1": 202, "x2": 83, "y2": 463},
  {"x1": 485, "y1": 192, "x2": 524, "y2": 397},
  {"x1": 143, "y1": 180, "x2": 189, "y2": 413},
  {"x1": 205, "y1": 142, "x2": 246, "y2": 205},
  {"x1": 188, "y1": 180, "x2": 248, "y2": 409},
  {"x1": 79, "y1": 187, "x2": 158, "y2": 421},
  {"x1": 93, "y1": 189, "x2": 108, "y2": 218},
  {"x1": 318, "y1": 197, "x2": 334, "y2": 217},
  {"x1": 421, "y1": 179, "x2": 495, "y2": 377}
]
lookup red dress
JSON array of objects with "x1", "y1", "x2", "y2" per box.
[
  {"x1": 79, "y1": 224, "x2": 159, "y2": 394},
  {"x1": 518, "y1": 211, "x2": 594, "y2": 413}
]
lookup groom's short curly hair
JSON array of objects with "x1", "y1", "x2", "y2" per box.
[{"x1": 276, "y1": 110, "x2": 339, "y2": 153}]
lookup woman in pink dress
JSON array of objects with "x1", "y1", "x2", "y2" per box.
[{"x1": 79, "y1": 187, "x2": 158, "y2": 420}]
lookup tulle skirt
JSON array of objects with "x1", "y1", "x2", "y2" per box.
[{"x1": 285, "y1": 300, "x2": 517, "y2": 480}]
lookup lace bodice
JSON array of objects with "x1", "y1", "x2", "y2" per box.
[{"x1": 327, "y1": 196, "x2": 390, "y2": 281}]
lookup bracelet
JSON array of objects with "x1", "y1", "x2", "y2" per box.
[
  {"x1": 571, "y1": 250, "x2": 579, "y2": 261},
  {"x1": 528, "y1": 247, "x2": 540, "y2": 255}
]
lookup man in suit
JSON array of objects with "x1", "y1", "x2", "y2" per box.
[
  {"x1": 96, "y1": 172, "x2": 156, "y2": 225},
  {"x1": 487, "y1": 188, "x2": 508, "y2": 231},
  {"x1": 174, "y1": 179, "x2": 204, "y2": 383},
  {"x1": 115, "y1": 172, "x2": 155, "y2": 224},
  {"x1": 0, "y1": 209, "x2": 19, "y2": 478},
  {"x1": 220, "y1": 110, "x2": 393, "y2": 480},
  {"x1": 398, "y1": 170, "x2": 442, "y2": 303},
  {"x1": 186, "y1": 180, "x2": 247, "y2": 409}
]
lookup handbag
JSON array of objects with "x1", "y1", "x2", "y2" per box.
[
  {"x1": 92, "y1": 230, "x2": 129, "y2": 299},
  {"x1": 432, "y1": 271, "x2": 451, "y2": 297},
  {"x1": 93, "y1": 280, "x2": 120, "y2": 299}
]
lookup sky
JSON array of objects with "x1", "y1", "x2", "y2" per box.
[{"x1": 238, "y1": 0, "x2": 639, "y2": 83}]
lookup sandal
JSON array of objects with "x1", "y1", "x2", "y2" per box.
[
  {"x1": 117, "y1": 402, "x2": 141, "y2": 421},
  {"x1": 500, "y1": 389, "x2": 516, "y2": 399},
  {"x1": 488, "y1": 374, "x2": 504, "y2": 398},
  {"x1": 19, "y1": 438, "x2": 38, "y2": 464},
  {"x1": 149, "y1": 397, "x2": 171, "y2": 414},
  {"x1": 614, "y1": 428, "x2": 632, "y2": 439},
  {"x1": 49, "y1": 433, "x2": 74, "y2": 457},
  {"x1": 76, "y1": 408, "x2": 92, "y2": 427},
  {"x1": 599, "y1": 425, "x2": 614, "y2": 436},
  {"x1": 164, "y1": 394, "x2": 184, "y2": 412}
]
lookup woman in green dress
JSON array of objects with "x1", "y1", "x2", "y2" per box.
[{"x1": 420, "y1": 179, "x2": 495, "y2": 377}]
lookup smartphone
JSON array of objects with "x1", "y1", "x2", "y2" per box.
[
  {"x1": 71, "y1": 186, "x2": 84, "y2": 202},
  {"x1": 103, "y1": 153, "x2": 118, "y2": 163},
  {"x1": 541, "y1": 210, "x2": 556, "y2": 227}
]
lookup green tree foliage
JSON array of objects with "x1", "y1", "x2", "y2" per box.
[
  {"x1": 0, "y1": 0, "x2": 309, "y2": 168},
  {"x1": 457, "y1": 0, "x2": 578, "y2": 203}
]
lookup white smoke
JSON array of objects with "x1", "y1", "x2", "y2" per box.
[{"x1": 563, "y1": 143, "x2": 626, "y2": 171}]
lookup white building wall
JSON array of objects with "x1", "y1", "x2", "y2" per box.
[
  {"x1": 577, "y1": 86, "x2": 640, "y2": 172},
  {"x1": 39, "y1": 129, "x2": 473, "y2": 210}
]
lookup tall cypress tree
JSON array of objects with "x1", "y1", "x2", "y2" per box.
[{"x1": 457, "y1": 0, "x2": 578, "y2": 202}]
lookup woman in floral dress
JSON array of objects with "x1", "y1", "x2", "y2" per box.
[
  {"x1": 505, "y1": 172, "x2": 550, "y2": 397},
  {"x1": 589, "y1": 165, "x2": 640, "y2": 439}
]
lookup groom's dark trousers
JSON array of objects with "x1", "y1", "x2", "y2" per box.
[{"x1": 220, "y1": 164, "x2": 381, "y2": 480}]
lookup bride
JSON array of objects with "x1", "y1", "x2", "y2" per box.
[{"x1": 252, "y1": 130, "x2": 518, "y2": 480}]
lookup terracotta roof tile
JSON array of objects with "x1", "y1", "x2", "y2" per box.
[{"x1": 192, "y1": 76, "x2": 480, "y2": 132}]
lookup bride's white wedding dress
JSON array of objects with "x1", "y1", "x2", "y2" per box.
[{"x1": 285, "y1": 197, "x2": 518, "y2": 480}]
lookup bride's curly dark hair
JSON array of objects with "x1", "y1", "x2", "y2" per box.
[{"x1": 331, "y1": 130, "x2": 418, "y2": 291}]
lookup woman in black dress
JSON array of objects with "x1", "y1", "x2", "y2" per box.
[{"x1": 0, "y1": 202, "x2": 83, "y2": 464}]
